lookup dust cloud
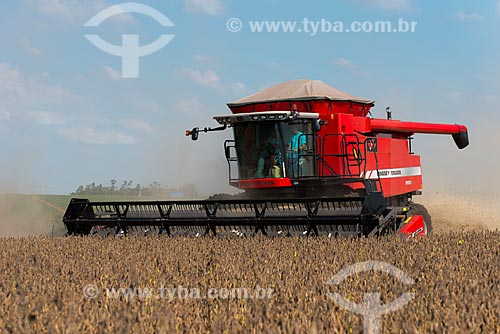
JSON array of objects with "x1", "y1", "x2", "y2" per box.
[
  {"x1": 0, "y1": 195, "x2": 58, "y2": 237},
  {"x1": 143, "y1": 127, "x2": 236, "y2": 198},
  {"x1": 416, "y1": 117, "x2": 499, "y2": 233},
  {"x1": 417, "y1": 191, "x2": 500, "y2": 233},
  {"x1": 0, "y1": 141, "x2": 58, "y2": 237}
]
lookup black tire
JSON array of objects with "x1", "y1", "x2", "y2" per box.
[{"x1": 410, "y1": 203, "x2": 432, "y2": 234}]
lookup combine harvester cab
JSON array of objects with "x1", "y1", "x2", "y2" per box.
[{"x1": 64, "y1": 80, "x2": 468, "y2": 238}]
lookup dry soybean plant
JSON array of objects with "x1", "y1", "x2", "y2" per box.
[{"x1": 0, "y1": 232, "x2": 499, "y2": 333}]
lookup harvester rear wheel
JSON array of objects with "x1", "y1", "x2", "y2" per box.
[{"x1": 410, "y1": 203, "x2": 432, "y2": 234}]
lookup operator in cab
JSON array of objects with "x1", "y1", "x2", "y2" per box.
[
  {"x1": 255, "y1": 131, "x2": 281, "y2": 178},
  {"x1": 287, "y1": 124, "x2": 307, "y2": 177}
]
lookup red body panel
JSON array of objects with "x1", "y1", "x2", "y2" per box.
[
  {"x1": 360, "y1": 136, "x2": 423, "y2": 197},
  {"x1": 229, "y1": 98, "x2": 467, "y2": 198},
  {"x1": 370, "y1": 119, "x2": 467, "y2": 135},
  {"x1": 239, "y1": 178, "x2": 293, "y2": 189},
  {"x1": 228, "y1": 100, "x2": 372, "y2": 117},
  {"x1": 315, "y1": 111, "x2": 424, "y2": 197},
  {"x1": 397, "y1": 215, "x2": 427, "y2": 238}
]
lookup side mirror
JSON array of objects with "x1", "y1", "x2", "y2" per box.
[
  {"x1": 186, "y1": 128, "x2": 199, "y2": 141},
  {"x1": 312, "y1": 119, "x2": 323, "y2": 132}
]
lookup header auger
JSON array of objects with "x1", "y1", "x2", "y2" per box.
[{"x1": 64, "y1": 80, "x2": 468, "y2": 237}]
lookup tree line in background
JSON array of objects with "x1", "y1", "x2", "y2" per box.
[{"x1": 71, "y1": 180, "x2": 198, "y2": 198}]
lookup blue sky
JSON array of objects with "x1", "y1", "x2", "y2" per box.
[{"x1": 0, "y1": 0, "x2": 499, "y2": 195}]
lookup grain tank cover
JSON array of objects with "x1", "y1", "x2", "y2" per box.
[
  {"x1": 227, "y1": 79, "x2": 375, "y2": 117},
  {"x1": 227, "y1": 79, "x2": 375, "y2": 106}
]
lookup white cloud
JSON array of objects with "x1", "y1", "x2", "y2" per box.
[
  {"x1": 456, "y1": 11, "x2": 483, "y2": 21},
  {"x1": 103, "y1": 66, "x2": 122, "y2": 80},
  {"x1": 331, "y1": 57, "x2": 358, "y2": 69},
  {"x1": 0, "y1": 63, "x2": 27, "y2": 97},
  {"x1": 230, "y1": 82, "x2": 247, "y2": 95},
  {"x1": 360, "y1": 0, "x2": 414, "y2": 11},
  {"x1": 59, "y1": 127, "x2": 139, "y2": 144},
  {"x1": 183, "y1": 0, "x2": 224, "y2": 15},
  {"x1": 73, "y1": 74, "x2": 86, "y2": 81},
  {"x1": 0, "y1": 108, "x2": 11, "y2": 121},
  {"x1": 182, "y1": 68, "x2": 220, "y2": 87},
  {"x1": 0, "y1": 63, "x2": 70, "y2": 114},
  {"x1": 35, "y1": 0, "x2": 74, "y2": 19},
  {"x1": 268, "y1": 62, "x2": 292, "y2": 74},
  {"x1": 20, "y1": 39, "x2": 42, "y2": 56},
  {"x1": 445, "y1": 91, "x2": 462, "y2": 101},
  {"x1": 182, "y1": 67, "x2": 247, "y2": 95},
  {"x1": 193, "y1": 54, "x2": 213, "y2": 63},
  {"x1": 27, "y1": 111, "x2": 65, "y2": 125},
  {"x1": 32, "y1": 0, "x2": 135, "y2": 23},
  {"x1": 0, "y1": 63, "x2": 140, "y2": 145},
  {"x1": 119, "y1": 118, "x2": 155, "y2": 133},
  {"x1": 175, "y1": 96, "x2": 204, "y2": 114},
  {"x1": 41, "y1": 85, "x2": 71, "y2": 103}
]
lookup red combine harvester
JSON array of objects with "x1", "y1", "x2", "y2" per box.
[{"x1": 63, "y1": 80, "x2": 468, "y2": 237}]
